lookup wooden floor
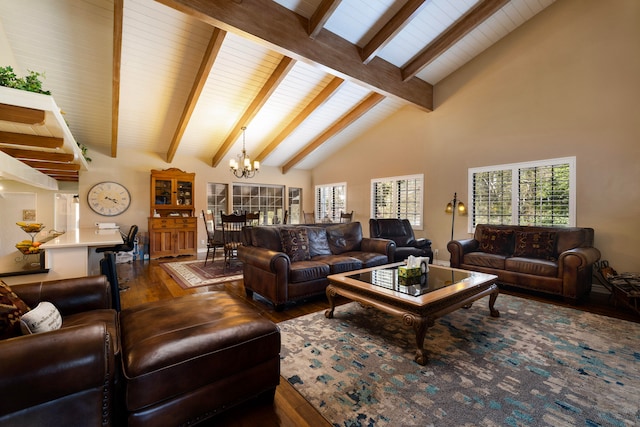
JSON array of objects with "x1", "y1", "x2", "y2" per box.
[{"x1": 116, "y1": 254, "x2": 639, "y2": 426}]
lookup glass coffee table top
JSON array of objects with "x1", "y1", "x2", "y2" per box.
[{"x1": 346, "y1": 264, "x2": 474, "y2": 297}]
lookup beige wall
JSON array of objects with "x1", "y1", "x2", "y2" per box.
[
  {"x1": 313, "y1": 0, "x2": 640, "y2": 271},
  {"x1": 79, "y1": 147, "x2": 311, "y2": 253}
]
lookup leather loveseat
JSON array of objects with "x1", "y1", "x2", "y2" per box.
[
  {"x1": 447, "y1": 224, "x2": 601, "y2": 302},
  {"x1": 0, "y1": 275, "x2": 119, "y2": 427},
  {"x1": 238, "y1": 221, "x2": 395, "y2": 310}
]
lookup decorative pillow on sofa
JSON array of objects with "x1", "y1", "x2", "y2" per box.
[
  {"x1": 20, "y1": 301, "x2": 63, "y2": 335},
  {"x1": 307, "y1": 227, "x2": 332, "y2": 257},
  {"x1": 280, "y1": 227, "x2": 311, "y2": 262},
  {"x1": 0, "y1": 280, "x2": 31, "y2": 339},
  {"x1": 479, "y1": 228, "x2": 514, "y2": 255},
  {"x1": 513, "y1": 231, "x2": 557, "y2": 260}
]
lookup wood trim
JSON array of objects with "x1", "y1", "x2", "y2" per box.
[
  {"x1": 167, "y1": 27, "x2": 227, "y2": 163},
  {"x1": 156, "y1": 0, "x2": 433, "y2": 111},
  {"x1": 0, "y1": 147, "x2": 75, "y2": 162},
  {"x1": 308, "y1": 0, "x2": 341, "y2": 39},
  {"x1": 21, "y1": 160, "x2": 82, "y2": 171},
  {"x1": 0, "y1": 103, "x2": 45, "y2": 125},
  {"x1": 0, "y1": 131, "x2": 64, "y2": 148},
  {"x1": 111, "y1": 0, "x2": 124, "y2": 157},
  {"x1": 361, "y1": 0, "x2": 428, "y2": 64},
  {"x1": 255, "y1": 76, "x2": 344, "y2": 163},
  {"x1": 211, "y1": 56, "x2": 296, "y2": 167},
  {"x1": 282, "y1": 92, "x2": 385, "y2": 174},
  {"x1": 402, "y1": 0, "x2": 509, "y2": 81}
]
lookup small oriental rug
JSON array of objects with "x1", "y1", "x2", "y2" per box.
[
  {"x1": 159, "y1": 259, "x2": 243, "y2": 289},
  {"x1": 279, "y1": 295, "x2": 640, "y2": 427}
]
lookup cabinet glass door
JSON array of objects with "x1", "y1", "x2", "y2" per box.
[
  {"x1": 154, "y1": 179, "x2": 172, "y2": 205},
  {"x1": 177, "y1": 180, "x2": 193, "y2": 207}
]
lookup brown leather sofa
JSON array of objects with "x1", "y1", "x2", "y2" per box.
[
  {"x1": 239, "y1": 221, "x2": 395, "y2": 310},
  {"x1": 0, "y1": 275, "x2": 118, "y2": 427},
  {"x1": 369, "y1": 218, "x2": 433, "y2": 262},
  {"x1": 447, "y1": 224, "x2": 601, "y2": 302}
]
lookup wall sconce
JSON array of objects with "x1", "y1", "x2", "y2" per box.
[
  {"x1": 73, "y1": 194, "x2": 79, "y2": 204},
  {"x1": 445, "y1": 192, "x2": 467, "y2": 241}
]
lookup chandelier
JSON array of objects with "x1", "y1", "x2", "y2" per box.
[{"x1": 229, "y1": 126, "x2": 259, "y2": 179}]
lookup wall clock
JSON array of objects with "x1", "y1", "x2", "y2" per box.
[{"x1": 87, "y1": 181, "x2": 132, "y2": 216}]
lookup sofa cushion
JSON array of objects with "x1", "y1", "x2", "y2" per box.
[
  {"x1": 513, "y1": 231, "x2": 557, "y2": 260},
  {"x1": 479, "y1": 228, "x2": 514, "y2": 255},
  {"x1": 280, "y1": 227, "x2": 311, "y2": 262},
  {"x1": 0, "y1": 280, "x2": 31, "y2": 339},
  {"x1": 463, "y1": 252, "x2": 507, "y2": 270},
  {"x1": 289, "y1": 260, "x2": 331, "y2": 283},
  {"x1": 505, "y1": 257, "x2": 558, "y2": 277},
  {"x1": 307, "y1": 227, "x2": 332, "y2": 257},
  {"x1": 250, "y1": 226, "x2": 282, "y2": 252},
  {"x1": 312, "y1": 255, "x2": 363, "y2": 273},
  {"x1": 326, "y1": 222, "x2": 362, "y2": 254},
  {"x1": 343, "y1": 251, "x2": 389, "y2": 268}
]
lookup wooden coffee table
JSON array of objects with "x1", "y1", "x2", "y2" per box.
[{"x1": 325, "y1": 262, "x2": 499, "y2": 365}]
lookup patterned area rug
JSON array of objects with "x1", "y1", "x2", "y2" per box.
[
  {"x1": 279, "y1": 294, "x2": 640, "y2": 427},
  {"x1": 159, "y1": 259, "x2": 243, "y2": 289}
]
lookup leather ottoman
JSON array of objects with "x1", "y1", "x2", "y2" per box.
[{"x1": 119, "y1": 291, "x2": 280, "y2": 426}]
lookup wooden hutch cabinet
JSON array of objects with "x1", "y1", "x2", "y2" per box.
[{"x1": 148, "y1": 168, "x2": 197, "y2": 258}]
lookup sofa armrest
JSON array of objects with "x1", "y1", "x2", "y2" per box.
[
  {"x1": 447, "y1": 238, "x2": 479, "y2": 268},
  {"x1": 361, "y1": 238, "x2": 396, "y2": 262},
  {"x1": 559, "y1": 247, "x2": 601, "y2": 269},
  {"x1": 0, "y1": 322, "x2": 114, "y2": 418},
  {"x1": 12, "y1": 275, "x2": 112, "y2": 316},
  {"x1": 238, "y1": 245, "x2": 290, "y2": 272},
  {"x1": 411, "y1": 238, "x2": 432, "y2": 249}
]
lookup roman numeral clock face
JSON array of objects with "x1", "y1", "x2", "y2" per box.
[{"x1": 87, "y1": 181, "x2": 131, "y2": 216}]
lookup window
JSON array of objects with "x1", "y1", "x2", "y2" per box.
[
  {"x1": 469, "y1": 157, "x2": 575, "y2": 229},
  {"x1": 315, "y1": 183, "x2": 346, "y2": 223},
  {"x1": 371, "y1": 174, "x2": 423, "y2": 229},
  {"x1": 288, "y1": 187, "x2": 302, "y2": 224},
  {"x1": 232, "y1": 183, "x2": 285, "y2": 225},
  {"x1": 206, "y1": 183, "x2": 228, "y2": 225}
]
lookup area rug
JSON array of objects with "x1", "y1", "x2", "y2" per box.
[
  {"x1": 279, "y1": 294, "x2": 640, "y2": 427},
  {"x1": 159, "y1": 259, "x2": 243, "y2": 289}
]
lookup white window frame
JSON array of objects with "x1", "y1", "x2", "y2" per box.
[
  {"x1": 315, "y1": 182, "x2": 346, "y2": 223},
  {"x1": 468, "y1": 156, "x2": 576, "y2": 232},
  {"x1": 370, "y1": 174, "x2": 424, "y2": 230}
]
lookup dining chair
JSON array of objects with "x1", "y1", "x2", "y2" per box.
[
  {"x1": 340, "y1": 211, "x2": 353, "y2": 223},
  {"x1": 245, "y1": 211, "x2": 260, "y2": 226},
  {"x1": 202, "y1": 210, "x2": 224, "y2": 266},
  {"x1": 303, "y1": 211, "x2": 315, "y2": 224},
  {"x1": 220, "y1": 212, "x2": 247, "y2": 268},
  {"x1": 282, "y1": 210, "x2": 288, "y2": 225}
]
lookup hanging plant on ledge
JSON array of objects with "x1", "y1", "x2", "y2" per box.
[{"x1": 0, "y1": 66, "x2": 51, "y2": 95}]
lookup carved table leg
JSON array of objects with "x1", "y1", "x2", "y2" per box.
[
  {"x1": 407, "y1": 314, "x2": 433, "y2": 365},
  {"x1": 325, "y1": 286, "x2": 336, "y2": 319},
  {"x1": 488, "y1": 288, "x2": 500, "y2": 318}
]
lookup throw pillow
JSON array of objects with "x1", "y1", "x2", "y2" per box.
[
  {"x1": 280, "y1": 227, "x2": 311, "y2": 262},
  {"x1": 0, "y1": 280, "x2": 31, "y2": 339},
  {"x1": 307, "y1": 227, "x2": 332, "y2": 257},
  {"x1": 20, "y1": 301, "x2": 63, "y2": 334},
  {"x1": 478, "y1": 228, "x2": 514, "y2": 256},
  {"x1": 513, "y1": 231, "x2": 557, "y2": 260}
]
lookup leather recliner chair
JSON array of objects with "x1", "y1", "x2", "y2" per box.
[
  {"x1": 0, "y1": 276, "x2": 119, "y2": 427},
  {"x1": 369, "y1": 218, "x2": 433, "y2": 263}
]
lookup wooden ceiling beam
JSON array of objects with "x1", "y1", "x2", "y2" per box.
[
  {"x1": 167, "y1": 27, "x2": 227, "y2": 163},
  {"x1": 111, "y1": 0, "x2": 123, "y2": 157},
  {"x1": 0, "y1": 103, "x2": 45, "y2": 125},
  {"x1": 0, "y1": 131, "x2": 63, "y2": 148},
  {"x1": 37, "y1": 169, "x2": 79, "y2": 176},
  {"x1": 255, "y1": 76, "x2": 344, "y2": 163},
  {"x1": 361, "y1": 0, "x2": 429, "y2": 64},
  {"x1": 402, "y1": 0, "x2": 509, "y2": 81},
  {"x1": 211, "y1": 56, "x2": 296, "y2": 167},
  {"x1": 282, "y1": 92, "x2": 385, "y2": 174},
  {"x1": 21, "y1": 160, "x2": 81, "y2": 171},
  {"x1": 308, "y1": 0, "x2": 341, "y2": 39},
  {"x1": 156, "y1": 0, "x2": 433, "y2": 111},
  {"x1": 0, "y1": 147, "x2": 75, "y2": 162}
]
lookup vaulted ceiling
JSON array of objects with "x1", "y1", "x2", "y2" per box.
[{"x1": 0, "y1": 0, "x2": 555, "y2": 183}]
